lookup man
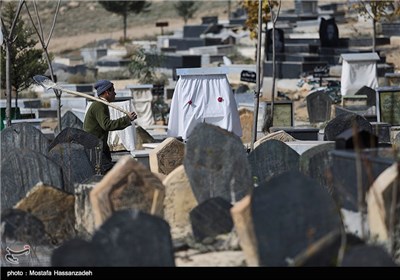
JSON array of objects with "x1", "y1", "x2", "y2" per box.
[{"x1": 83, "y1": 79, "x2": 137, "y2": 173}]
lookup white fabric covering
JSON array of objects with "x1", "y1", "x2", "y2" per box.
[
  {"x1": 131, "y1": 88, "x2": 155, "y2": 127},
  {"x1": 85, "y1": 100, "x2": 136, "y2": 151},
  {"x1": 167, "y1": 74, "x2": 242, "y2": 140}
]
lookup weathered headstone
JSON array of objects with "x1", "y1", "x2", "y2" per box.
[
  {"x1": 91, "y1": 209, "x2": 175, "y2": 266},
  {"x1": 184, "y1": 123, "x2": 252, "y2": 204},
  {"x1": 355, "y1": 85, "x2": 376, "y2": 106},
  {"x1": 190, "y1": 197, "x2": 233, "y2": 242},
  {"x1": 1, "y1": 123, "x2": 50, "y2": 156},
  {"x1": 335, "y1": 128, "x2": 378, "y2": 150},
  {"x1": 248, "y1": 139, "x2": 299, "y2": 185},
  {"x1": 48, "y1": 143, "x2": 95, "y2": 194},
  {"x1": 341, "y1": 245, "x2": 397, "y2": 266},
  {"x1": 15, "y1": 183, "x2": 76, "y2": 245},
  {"x1": 162, "y1": 165, "x2": 197, "y2": 237},
  {"x1": 1, "y1": 209, "x2": 50, "y2": 245},
  {"x1": 149, "y1": 137, "x2": 185, "y2": 175},
  {"x1": 251, "y1": 171, "x2": 342, "y2": 266},
  {"x1": 299, "y1": 142, "x2": 335, "y2": 192},
  {"x1": 51, "y1": 238, "x2": 98, "y2": 267},
  {"x1": 238, "y1": 107, "x2": 253, "y2": 144},
  {"x1": 324, "y1": 113, "x2": 372, "y2": 141},
  {"x1": 1, "y1": 149, "x2": 64, "y2": 211},
  {"x1": 54, "y1": 110, "x2": 83, "y2": 134},
  {"x1": 306, "y1": 89, "x2": 332, "y2": 123},
  {"x1": 370, "y1": 122, "x2": 391, "y2": 143},
  {"x1": 48, "y1": 127, "x2": 102, "y2": 174},
  {"x1": 135, "y1": 125, "x2": 156, "y2": 149},
  {"x1": 254, "y1": 130, "x2": 296, "y2": 149},
  {"x1": 90, "y1": 156, "x2": 165, "y2": 228},
  {"x1": 319, "y1": 17, "x2": 339, "y2": 48}
]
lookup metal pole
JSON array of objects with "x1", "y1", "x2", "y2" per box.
[{"x1": 251, "y1": 0, "x2": 263, "y2": 151}]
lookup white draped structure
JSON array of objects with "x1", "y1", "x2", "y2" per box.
[
  {"x1": 85, "y1": 100, "x2": 136, "y2": 151},
  {"x1": 127, "y1": 85, "x2": 155, "y2": 128},
  {"x1": 167, "y1": 67, "x2": 242, "y2": 140},
  {"x1": 341, "y1": 53, "x2": 379, "y2": 96}
]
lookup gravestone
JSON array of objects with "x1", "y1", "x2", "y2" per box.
[
  {"x1": 370, "y1": 122, "x2": 391, "y2": 143},
  {"x1": 248, "y1": 139, "x2": 299, "y2": 185},
  {"x1": 265, "y1": 28, "x2": 285, "y2": 60},
  {"x1": 1, "y1": 149, "x2": 64, "y2": 211},
  {"x1": 342, "y1": 95, "x2": 368, "y2": 107},
  {"x1": 355, "y1": 86, "x2": 376, "y2": 106},
  {"x1": 1, "y1": 123, "x2": 50, "y2": 156},
  {"x1": 1, "y1": 209, "x2": 50, "y2": 245},
  {"x1": 238, "y1": 107, "x2": 253, "y2": 144},
  {"x1": 341, "y1": 245, "x2": 397, "y2": 266},
  {"x1": 48, "y1": 143, "x2": 95, "y2": 194},
  {"x1": 376, "y1": 86, "x2": 400, "y2": 126},
  {"x1": 184, "y1": 123, "x2": 253, "y2": 204},
  {"x1": 251, "y1": 171, "x2": 342, "y2": 266},
  {"x1": 162, "y1": 165, "x2": 197, "y2": 237},
  {"x1": 190, "y1": 197, "x2": 233, "y2": 242},
  {"x1": 51, "y1": 238, "x2": 98, "y2": 267},
  {"x1": 15, "y1": 183, "x2": 76, "y2": 245},
  {"x1": 254, "y1": 130, "x2": 296, "y2": 149},
  {"x1": 306, "y1": 89, "x2": 333, "y2": 123},
  {"x1": 91, "y1": 209, "x2": 175, "y2": 266},
  {"x1": 149, "y1": 137, "x2": 185, "y2": 175},
  {"x1": 49, "y1": 127, "x2": 103, "y2": 174},
  {"x1": 54, "y1": 111, "x2": 83, "y2": 134},
  {"x1": 335, "y1": 128, "x2": 378, "y2": 150},
  {"x1": 324, "y1": 113, "x2": 372, "y2": 141},
  {"x1": 90, "y1": 156, "x2": 165, "y2": 228},
  {"x1": 395, "y1": 131, "x2": 400, "y2": 147},
  {"x1": 319, "y1": 18, "x2": 339, "y2": 48},
  {"x1": 299, "y1": 142, "x2": 335, "y2": 193}
]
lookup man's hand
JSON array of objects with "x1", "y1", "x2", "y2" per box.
[{"x1": 128, "y1": 112, "x2": 137, "y2": 121}]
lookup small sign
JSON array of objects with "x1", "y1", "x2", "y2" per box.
[
  {"x1": 156, "y1": 22, "x2": 168, "y2": 27},
  {"x1": 152, "y1": 84, "x2": 164, "y2": 96},
  {"x1": 240, "y1": 70, "x2": 256, "y2": 83}
]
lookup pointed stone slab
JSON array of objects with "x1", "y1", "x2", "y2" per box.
[
  {"x1": 341, "y1": 245, "x2": 398, "y2": 267},
  {"x1": 1, "y1": 123, "x2": 50, "y2": 156},
  {"x1": 299, "y1": 142, "x2": 335, "y2": 192},
  {"x1": 91, "y1": 209, "x2": 175, "y2": 266},
  {"x1": 162, "y1": 165, "x2": 197, "y2": 234},
  {"x1": 324, "y1": 113, "x2": 372, "y2": 141},
  {"x1": 149, "y1": 137, "x2": 185, "y2": 175},
  {"x1": 367, "y1": 163, "x2": 399, "y2": 242},
  {"x1": 248, "y1": 139, "x2": 299, "y2": 186},
  {"x1": 251, "y1": 171, "x2": 342, "y2": 266},
  {"x1": 254, "y1": 130, "x2": 296, "y2": 149},
  {"x1": 15, "y1": 183, "x2": 76, "y2": 245},
  {"x1": 49, "y1": 143, "x2": 95, "y2": 194},
  {"x1": 1, "y1": 149, "x2": 64, "y2": 211},
  {"x1": 54, "y1": 111, "x2": 83, "y2": 134},
  {"x1": 184, "y1": 123, "x2": 253, "y2": 204},
  {"x1": 49, "y1": 127, "x2": 102, "y2": 173},
  {"x1": 90, "y1": 156, "x2": 165, "y2": 228},
  {"x1": 1, "y1": 208, "x2": 50, "y2": 245},
  {"x1": 230, "y1": 195, "x2": 259, "y2": 266},
  {"x1": 190, "y1": 197, "x2": 233, "y2": 242}
]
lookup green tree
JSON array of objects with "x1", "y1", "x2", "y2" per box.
[
  {"x1": 173, "y1": 1, "x2": 199, "y2": 24},
  {"x1": 1, "y1": 2, "x2": 47, "y2": 108},
  {"x1": 98, "y1": 1, "x2": 151, "y2": 42},
  {"x1": 353, "y1": 1, "x2": 400, "y2": 52}
]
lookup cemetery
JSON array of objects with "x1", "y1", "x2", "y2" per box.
[{"x1": 1, "y1": 0, "x2": 400, "y2": 268}]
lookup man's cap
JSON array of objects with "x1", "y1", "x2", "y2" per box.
[{"x1": 94, "y1": 80, "x2": 113, "y2": 96}]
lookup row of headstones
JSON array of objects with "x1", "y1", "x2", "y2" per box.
[{"x1": 2, "y1": 122, "x2": 398, "y2": 266}]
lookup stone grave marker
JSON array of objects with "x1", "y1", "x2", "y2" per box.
[
  {"x1": 238, "y1": 107, "x2": 253, "y2": 144},
  {"x1": 1, "y1": 149, "x2": 64, "y2": 211},
  {"x1": 90, "y1": 156, "x2": 165, "y2": 228},
  {"x1": 248, "y1": 139, "x2": 299, "y2": 186},
  {"x1": 319, "y1": 18, "x2": 339, "y2": 48},
  {"x1": 251, "y1": 171, "x2": 342, "y2": 266},
  {"x1": 335, "y1": 128, "x2": 378, "y2": 150},
  {"x1": 299, "y1": 142, "x2": 335, "y2": 193},
  {"x1": 342, "y1": 95, "x2": 368, "y2": 107},
  {"x1": 184, "y1": 123, "x2": 252, "y2": 204},
  {"x1": 135, "y1": 125, "x2": 156, "y2": 149},
  {"x1": 15, "y1": 183, "x2": 76, "y2": 245},
  {"x1": 1, "y1": 209, "x2": 50, "y2": 245},
  {"x1": 149, "y1": 137, "x2": 185, "y2": 175},
  {"x1": 190, "y1": 197, "x2": 233, "y2": 242},
  {"x1": 91, "y1": 209, "x2": 175, "y2": 266},
  {"x1": 51, "y1": 238, "x2": 98, "y2": 267},
  {"x1": 254, "y1": 130, "x2": 296, "y2": 149},
  {"x1": 266, "y1": 28, "x2": 285, "y2": 60},
  {"x1": 341, "y1": 245, "x2": 397, "y2": 266},
  {"x1": 306, "y1": 89, "x2": 332, "y2": 123},
  {"x1": 48, "y1": 143, "x2": 95, "y2": 194},
  {"x1": 162, "y1": 165, "x2": 197, "y2": 237},
  {"x1": 54, "y1": 111, "x2": 83, "y2": 134},
  {"x1": 48, "y1": 127, "x2": 102, "y2": 174},
  {"x1": 1, "y1": 123, "x2": 50, "y2": 156},
  {"x1": 324, "y1": 113, "x2": 372, "y2": 141},
  {"x1": 355, "y1": 85, "x2": 376, "y2": 106}
]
